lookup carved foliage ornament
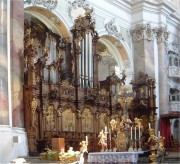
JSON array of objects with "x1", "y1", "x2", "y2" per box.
[
  {"x1": 68, "y1": 0, "x2": 93, "y2": 21},
  {"x1": 105, "y1": 18, "x2": 124, "y2": 41},
  {"x1": 155, "y1": 27, "x2": 169, "y2": 43},
  {"x1": 130, "y1": 70, "x2": 155, "y2": 87},
  {"x1": 131, "y1": 23, "x2": 155, "y2": 41},
  {"x1": 71, "y1": 0, "x2": 90, "y2": 10},
  {"x1": 24, "y1": 0, "x2": 58, "y2": 11}
]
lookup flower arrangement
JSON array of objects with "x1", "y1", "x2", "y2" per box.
[{"x1": 39, "y1": 147, "x2": 80, "y2": 162}]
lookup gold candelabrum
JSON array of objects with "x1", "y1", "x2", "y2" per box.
[
  {"x1": 157, "y1": 135, "x2": 165, "y2": 153},
  {"x1": 148, "y1": 128, "x2": 165, "y2": 164},
  {"x1": 98, "y1": 128, "x2": 108, "y2": 152}
]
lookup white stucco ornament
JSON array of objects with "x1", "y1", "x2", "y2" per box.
[
  {"x1": 24, "y1": 0, "x2": 58, "y2": 10},
  {"x1": 67, "y1": 0, "x2": 93, "y2": 21}
]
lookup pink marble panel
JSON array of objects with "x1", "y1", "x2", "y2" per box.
[
  {"x1": 0, "y1": 0, "x2": 9, "y2": 125},
  {"x1": 11, "y1": 0, "x2": 24, "y2": 127}
]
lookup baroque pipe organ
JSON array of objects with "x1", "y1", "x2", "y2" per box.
[{"x1": 24, "y1": 11, "x2": 157, "y2": 155}]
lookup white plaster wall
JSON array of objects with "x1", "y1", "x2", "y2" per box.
[{"x1": 0, "y1": 127, "x2": 28, "y2": 163}]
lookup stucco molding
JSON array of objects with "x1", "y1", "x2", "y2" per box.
[
  {"x1": 105, "y1": 18, "x2": 124, "y2": 42},
  {"x1": 130, "y1": 23, "x2": 155, "y2": 41},
  {"x1": 24, "y1": 0, "x2": 58, "y2": 11}
]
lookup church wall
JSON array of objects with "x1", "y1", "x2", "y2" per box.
[{"x1": 0, "y1": 127, "x2": 28, "y2": 163}]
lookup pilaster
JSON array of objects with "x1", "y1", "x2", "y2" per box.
[
  {"x1": 131, "y1": 23, "x2": 155, "y2": 77},
  {"x1": 156, "y1": 27, "x2": 169, "y2": 114}
]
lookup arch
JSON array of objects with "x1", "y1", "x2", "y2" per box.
[
  {"x1": 172, "y1": 119, "x2": 180, "y2": 141},
  {"x1": 97, "y1": 32, "x2": 134, "y2": 84},
  {"x1": 98, "y1": 30, "x2": 133, "y2": 70},
  {"x1": 24, "y1": 6, "x2": 71, "y2": 40}
]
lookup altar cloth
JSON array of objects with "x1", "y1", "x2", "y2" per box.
[{"x1": 88, "y1": 151, "x2": 144, "y2": 163}]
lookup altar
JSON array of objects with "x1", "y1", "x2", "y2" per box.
[{"x1": 87, "y1": 151, "x2": 144, "y2": 163}]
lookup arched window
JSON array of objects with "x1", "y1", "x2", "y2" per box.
[
  {"x1": 174, "y1": 57, "x2": 178, "y2": 66},
  {"x1": 169, "y1": 56, "x2": 173, "y2": 66},
  {"x1": 169, "y1": 88, "x2": 179, "y2": 102}
]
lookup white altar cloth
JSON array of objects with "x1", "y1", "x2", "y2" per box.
[{"x1": 88, "y1": 151, "x2": 144, "y2": 163}]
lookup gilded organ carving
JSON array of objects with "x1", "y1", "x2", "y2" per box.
[
  {"x1": 62, "y1": 108, "x2": 75, "y2": 132},
  {"x1": 23, "y1": 11, "x2": 156, "y2": 155}
]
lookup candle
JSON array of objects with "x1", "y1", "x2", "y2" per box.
[
  {"x1": 158, "y1": 131, "x2": 160, "y2": 137},
  {"x1": 131, "y1": 127, "x2": 132, "y2": 140},
  {"x1": 139, "y1": 124, "x2": 140, "y2": 140},
  {"x1": 149, "y1": 123, "x2": 151, "y2": 129},
  {"x1": 105, "y1": 126, "x2": 107, "y2": 132},
  {"x1": 135, "y1": 127, "x2": 136, "y2": 140},
  {"x1": 109, "y1": 128, "x2": 111, "y2": 140},
  {"x1": 86, "y1": 135, "x2": 88, "y2": 142}
]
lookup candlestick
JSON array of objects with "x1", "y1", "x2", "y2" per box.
[
  {"x1": 131, "y1": 127, "x2": 132, "y2": 140},
  {"x1": 109, "y1": 128, "x2": 111, "y2": 140},
  {"x1": 135, "y1": 127, "x2": 136, "y2": 140},
  {"x1": 139, "y1": 124, "x2": 140, "y2": 140}
]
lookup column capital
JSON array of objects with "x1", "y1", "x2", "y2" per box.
[
  {"x1": 155, "y1": 27, "x2": 169, "y2": 43},
  {"x1": 131, "y1": 23, "x2": 155, "y2": 41}
]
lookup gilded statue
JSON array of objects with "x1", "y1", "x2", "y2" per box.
[
  {"x1": 158, "y1": 136, "x2": 165, "y2": 152},
  {"x1": 98, "y1": 130, "x2": 107, "y2": 151},
  {"x1": 31, "y1": 97, "x2": 38, "y2": 127},
  {"x1": 148, "y1": 129, "x2": 157, "y2": 149},
  {"x1": 134, "y1": 117, "x2": 143, "y2": 128},
  {"x1": 80, "y1": 140, "x2": 88, "y2": 154},
  {"x1": 110, "y1": 119, "x2": 116, "y2": 131}
]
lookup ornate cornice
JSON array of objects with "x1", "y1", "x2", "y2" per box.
[
  {"x1": 105, "y1": 18, "x2": 124, "y2": 42},
  {"x1": 24, "y1": 0, "x2": 58, "y2": 10},
  {"x1": 130, "y1": 23, "x2": 155, "y2": 41}
]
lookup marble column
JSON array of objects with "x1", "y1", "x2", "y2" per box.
[
  {"x1": 131, "y1": 23, "x2": 155, "y2": 77},
  {"x1": 0, "y1": 0, "x2": 9, "y2": 125},
  {"x1": 156, "y1": 27, "x2": 169, "y2": 114}
]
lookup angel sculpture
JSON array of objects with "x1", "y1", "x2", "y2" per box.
[{"x1": 98, "y1": 130, "x2": 108, "y2": 151}]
